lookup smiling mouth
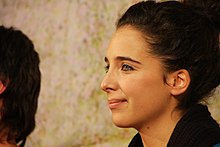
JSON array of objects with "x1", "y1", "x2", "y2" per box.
[{"x1": 108, "y1": 99, "x2": 127, "y2": 109}]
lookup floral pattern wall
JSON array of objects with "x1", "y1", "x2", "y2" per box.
[{"x1": 0, "y1": 0, "x2": 219, "y2": 147}]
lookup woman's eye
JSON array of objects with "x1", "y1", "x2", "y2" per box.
[
  {"x1": 121, "y1": 64, "x2": 134, "y2": 71},
  {"x1": 104, "y1": 65, "x2": 109, "y2": 73}
]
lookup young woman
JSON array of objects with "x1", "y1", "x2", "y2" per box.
[
  {"x1": 101, "y1": 0, "x2": 220, "y2": 146},
  {"x1": 0, "y1": 26, "x2": 41, "y2": 147}
]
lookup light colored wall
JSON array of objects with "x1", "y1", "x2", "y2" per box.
[{"x1": 0, "y1": 0, "x2": 219, "y2": 147}]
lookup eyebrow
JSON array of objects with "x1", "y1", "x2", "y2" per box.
[{"x1": 104, "y1": 56, "x2": 141, "y2": 64}]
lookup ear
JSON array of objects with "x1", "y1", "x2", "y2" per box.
[
  {"x1": 0, "y1": 81, "x2": 6, "y2": 94},
  {"x1": 166, "y1": 69, "x2": 190, "y2": 96}
]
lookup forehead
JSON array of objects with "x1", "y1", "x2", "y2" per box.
[{"x1": 106, "y1": 26, "x2": 151, "y2": 60}]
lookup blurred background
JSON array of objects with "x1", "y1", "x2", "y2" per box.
[{"x1": 0, "y1": 0, "x2": 219, "y2": 147}]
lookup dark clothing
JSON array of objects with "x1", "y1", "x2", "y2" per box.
[{"x1": 128, "y1": 104, "x2": 220, "y2": 147}]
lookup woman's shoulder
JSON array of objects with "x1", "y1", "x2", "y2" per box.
[{"x1": 168, "y1": 104, "x2": 220, "y2": 146}]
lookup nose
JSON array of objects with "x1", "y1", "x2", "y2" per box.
[{"x1": 101, "y1": 71, "x2": 117, "y2": 93}]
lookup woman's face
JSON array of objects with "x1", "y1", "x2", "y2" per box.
[{"x1": 101, "y1": 26, "x2": 175, "y2": 129}]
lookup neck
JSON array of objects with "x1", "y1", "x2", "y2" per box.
[{"x1": 137, "y1": 103, "x2": 184, "y2": 147}]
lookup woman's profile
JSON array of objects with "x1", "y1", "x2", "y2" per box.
[{"x1": 101, "y1": 0, "x2": 220, "y2": 146}]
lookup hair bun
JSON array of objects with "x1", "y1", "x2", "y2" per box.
[{"x1": 183, "y1": 0, "x2": 220, "y2": 32}]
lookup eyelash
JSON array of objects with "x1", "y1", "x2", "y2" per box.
[
  {"x1": 104, "y1": 63, "x2": 134, "y2": 73},
  {"x1": 121, "y1": 64, "x2": 134, "y2": 71},
  {"x1": 104, "y1": 65, "x2": 109, "y2": 73}
]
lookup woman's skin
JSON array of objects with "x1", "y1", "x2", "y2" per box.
[
  {"x1": 101, "y1": 26, "x2": 190, "y2": 146},
  {"x1": 0, "y1": 142, "x2": 17, "y2": 147}
]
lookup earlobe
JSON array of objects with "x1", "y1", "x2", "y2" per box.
[
  {"x1": 167, "y1": 69, "x2": 190, "y2": 96},
  {"x1": 0, "y1": 81, "x2": 6, "y2": 94}
]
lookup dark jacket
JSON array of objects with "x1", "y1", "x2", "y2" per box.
[{"x1": 128, "y1": 104, "x2": 220, "y2": 147}]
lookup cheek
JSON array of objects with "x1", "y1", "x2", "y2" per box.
[
  {"x1": 121, "y1": 74, "x2": 164, "y2": 94},
  {"x1": 120, "y1": 74, "x2": 168, "y2": 105}
]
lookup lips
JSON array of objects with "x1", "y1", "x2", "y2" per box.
[{"x1": 108, "y1": 99, "x2": 127, "y2": 109}]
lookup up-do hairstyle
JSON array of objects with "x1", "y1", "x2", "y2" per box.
[
  {"x1": 0, "y1": 26, "x2": 41, "y2": 146},
  {"x1": 117, "y1": 0, "x2": 220, "y2": 109},
  {"x1": 183, "y1": 0, "x2": 220, "y2": 32}
]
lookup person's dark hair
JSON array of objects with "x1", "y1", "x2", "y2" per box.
[
  {"x1": 0, "y1": 26, "x2": 41, "y2": 146},
  {"x1": 116, "y1": 0, "x2": 220, "y2": 109}
]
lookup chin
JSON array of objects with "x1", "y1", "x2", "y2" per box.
[
  {"x1": 112, "y1": 115, "x2": 132, "y2": 128},
  {"x1": 114, "y1": 123, "x2": 131, "y2": 128}
]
